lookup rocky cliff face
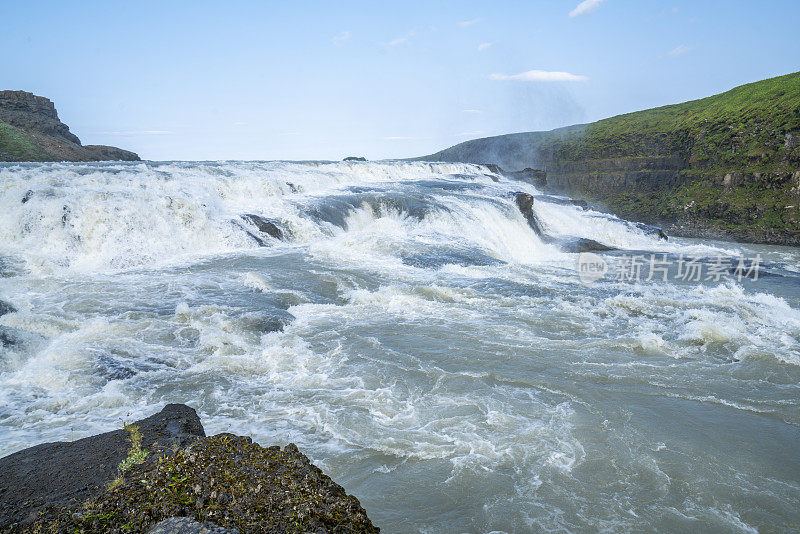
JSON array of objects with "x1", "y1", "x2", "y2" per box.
[
  {"x1": 422, "y1": 72, "x2": 800, "y2": 246},
  {"x1": 0, "y1": 90, "x2": 140, "y2": 162}
]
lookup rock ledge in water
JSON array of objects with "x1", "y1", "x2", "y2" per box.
[{"x1": 0, "y1": 405, "x2": 379, "y2": 534}]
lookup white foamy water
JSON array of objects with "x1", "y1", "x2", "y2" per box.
[{"x1": 1, "y1": 161, "x2": 799, "y2": 532}]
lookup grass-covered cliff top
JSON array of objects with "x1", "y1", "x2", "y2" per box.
[
  {"x1": 425, "y1": 71, "x2": 800, "y2": 174},
  {"x1": 551, "y1": 71, "x2": 800, "y2": 173},
  {"x1": 423, "y1": 72, "x2": 800, "y2": 244}
]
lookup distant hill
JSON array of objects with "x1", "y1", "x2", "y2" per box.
[
  {"x1": 0, "y1": 91, "x2": 139, "y2": 162},
  {"x1": 421, "y1": 72, "x2": 800, "y2": 245}
]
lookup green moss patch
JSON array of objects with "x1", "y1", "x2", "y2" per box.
[
  {"x1": 0, "y1": 120, "x2": 51, "y2": 161},
  {"x1": 25, "y1": 434, "x2": 378, "y2": 534}
]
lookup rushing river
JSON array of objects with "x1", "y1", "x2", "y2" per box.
[{"x1": 0, "y1": 161, "x2": 798, "y2": 532}]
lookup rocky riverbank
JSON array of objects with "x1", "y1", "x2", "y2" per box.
[
  {"x1": 0, "y1": 90, "x2": 139, "y2": 162},
  {"x1": 421, "y1": 72, "x2": 800, "y2": 246},
  {"x1": 0, "y1": 405, "x2": 378, "y2": 533}
]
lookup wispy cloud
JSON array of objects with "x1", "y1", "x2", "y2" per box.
[
  {"x1": 569, "y1": 0, "x2": 604, "y2": 18},
  {"x1": 383, "y1": 136, "x2": 414, "y2": 141},
  {"x1": 490, "y1": 69, "x2": 587, "y2": 82},
  {"x1": 462, "y1": 109, "x2": 482, "y2": 114},
  {"x1": 456, "y1": 131, "x2": 484, "y2": 137},
  {"x1": 99, "y1": 130, "x2": 172, "y2": 136},
  {"x1": 477, "y1": 42, "x2": 492, "y2": 51},
  {"x1": 332, "y1": 31, "x2": 351, "y2": 46},
  {"x1": 667, "y1": 44, "x2": 693, "y2": 57},
  {"x1": 383, "y1": 30, "x2": 415, "y2": 47},
  {"x1": 458, "y1": 19, "x2": 481, "y2": 28}
]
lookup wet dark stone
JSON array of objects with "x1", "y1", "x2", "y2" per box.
[
  {"x1": 343, "y1": 156, "x2": 367, "y2": 161},
  {"x1": 514, "y1": 192, "x2": 546, "y2": 236},
  {"x1": 239, "y1": 214, "x2": 283, "y2": 245},
  {"x1": 3, "y1": 405, "x2": 379, "y2": 533},
  {"x1": 95, "y1": 353, "x2": 139, "y2": 381},
  {"x1": 482, "y1": 163, "x2": 504, "y2": 174},
  {"x1": 513, "y1": 193, "x2": 613, "y2": 252},
  {"x1": 558, "y1": 237, "x2": 615, "y2": 253},
  {"x1": 0, "y1": 328, "x2": 16, "y2": 347},
  {"x1": 0, "y1": 404, "x2": 205, "y2": 528},
  {"x1": 0, "y1": 301, "x2": 15, "y2": 317},
  {"x1": 634, "y1": 221, "x2": 668, "y2": 240},
  {"x1": 21, "y1": 190, "x2": 33, "y2": 204}
]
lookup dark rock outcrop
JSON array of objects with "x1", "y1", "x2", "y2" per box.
[
  {"x1": 513, "y1": 192, "x2": 613, "y2": 252},
  {"x1": 84, "y1": 144, "x2": 141, "y2": 161},
  {"x1": 240, "y1": 214, "x2": 284, "y2": 245},
  {"x1": 0, "y1": 404, "x2": 205, "y2": 527},
  {"x1": 0, "y1": 90, "x2": 140, "y2": 162},
  {"x1": 343, "y1": 156, "x2": 367, "y2": 161},
  {"x1": 0, "y1": 301, "x2": 15, "y2": 317},
  {"x1": 0, "y1": 405, "x2": 378, "y2": 534},
  {"x1": 0, "y1": 91, "x2": 80, "y2": 145},
  {"x1": 633, "y1": 222, "x2": 668, "y2": 240},
  {"x1": 514, "y1": 193, "x2": 546, "y2": 236}
]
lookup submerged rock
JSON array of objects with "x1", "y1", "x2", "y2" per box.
[
  {"x1": 558, "y1": 237, "x2": 615, "y2": 253},
  {"x1": 0, "y1": 300, "x2": 15, "y2": 317},
  {"x1": 634, "y1": 221, "x2": 669, "y2": 240},
  {"x1": 482, "y1": 163, "x2": 504, "y2": 175},
  {"x1": 239, "y1": 214, "x2": 284, "y2": 245},
  {"x1": 0, "y1": 405, "x2": 378, "y2": 534}
]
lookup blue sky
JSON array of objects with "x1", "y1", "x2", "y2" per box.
[{"x1": 2, "y1": 0, "x2": 798, "y2": 161}]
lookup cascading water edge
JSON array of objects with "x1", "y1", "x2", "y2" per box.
[{"x1": 0, "y1": 160, "x2": 799, "y2": 533}]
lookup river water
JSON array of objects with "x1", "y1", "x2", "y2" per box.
[{"x1": 0, "y1": 161, "x2": 798, "y2": 532}]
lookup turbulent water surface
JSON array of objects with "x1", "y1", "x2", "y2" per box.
[{"x1": 1, "y1": 161, "x2": 799, "y2": 533}]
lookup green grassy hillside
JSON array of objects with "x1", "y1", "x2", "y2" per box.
[
  {"x1": 552, "y1": 71, "x2": 800, "y2": 172},
  {"x1": 0, "y1": 120, "x2": 51, "y2": 161},
  {"x1": 425, "y1": 72, "x2": 800, "y2": 245}
]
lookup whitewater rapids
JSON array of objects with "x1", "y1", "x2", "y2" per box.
[{"x1": 0, "y1": 160, "x2": 798, "y2": 532}]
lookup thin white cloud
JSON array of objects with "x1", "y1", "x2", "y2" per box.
[
  {"x1": 456, "y1": 131, "x2": 484, "y2": 137},
  {"x1": 458, "y1": 19, "x2": 481, "y2": 27},
  {"x1": 477, "y1": 42, "x2": 492, "y2": 51},
  {"x1": 332, "y1": 31, "x2": 351, "y2": 46},
  {"x1": 99, "y1": 130, "x2": 172, "y2": 136},
  {"x1": 569, "y1": 0, "x2": 604, "y2": 18},
  {"x1": 462, "y1": 109, "x2": 482, "y2": 114},
  {"x1": 383, "y1": 136, "x2": 414, "y2": 141},
  {"x1": 667, "y1": 44, "x2": 693, "y2": 57},
  {"x1": 383, "y1": 30, "x2": 416, "y2": 47},
  {"x1": 489, "y1": 69, "x2": 588, "y2": 82}
]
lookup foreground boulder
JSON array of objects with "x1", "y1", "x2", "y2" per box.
[{"x1": 0, "y1": 405, "x2": 378, "y2": 533}]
